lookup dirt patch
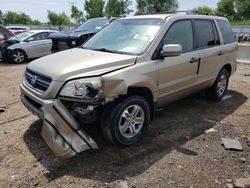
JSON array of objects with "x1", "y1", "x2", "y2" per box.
[{"x1": 0, "y1": 62, "x2": 249, "y2": 188}]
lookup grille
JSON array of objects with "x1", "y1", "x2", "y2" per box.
[{"x1": 25, "y1": 69, "x2": 52, "y2": 93}]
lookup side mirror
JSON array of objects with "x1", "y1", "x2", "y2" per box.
[{"x1": 160, "y1": 44, "x2": 182, "y2": 57}]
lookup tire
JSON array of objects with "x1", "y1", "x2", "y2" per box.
[
  {"x1": 10, "y1": 49, "x2": 27, "y2": 64},
  {"x1": 102, "y1": 95, "x2": 151, "y2": 147},
  {"x1": 207, "y1": 69, "x2": 229, "y2": 101}
]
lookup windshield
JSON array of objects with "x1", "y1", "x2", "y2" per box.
[
  {"x1": 9, "y1": 31, "x2": 35, "y2": 41},
  {"x1": 76, "y1": 19, "x2": 109, "y2": 32},
  {"x1": 83, "y1": 18, "x2": 164, "y2": 55}
]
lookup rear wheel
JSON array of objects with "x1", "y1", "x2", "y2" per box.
[
  {"x1": 102, "y1": 95, "x2": 150, "y2": 147},
  {"x1": 10, "y1": 50, "x2": 27, "y2": 64},
  {"x1": 207, "y1": 69, "x2": 229, "y2": 101}
]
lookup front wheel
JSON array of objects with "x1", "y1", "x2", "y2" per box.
[
  {"x1": 10, "y1": 50, "x2": 27, "y2": 64},
  {"x1": 102, "y1": 95, "x2": 151, "y2": 147},
  {"x1": 207, "y1": 69, "x2": 229, "y2": 101}
]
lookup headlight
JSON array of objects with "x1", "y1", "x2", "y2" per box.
[{"x1": 60, "y1": 77, "x2": 103, "y2": 99}]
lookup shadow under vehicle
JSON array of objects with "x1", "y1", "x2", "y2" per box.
[{"x1": 23, "y1": 90, "x2": 247, "y2": 182}]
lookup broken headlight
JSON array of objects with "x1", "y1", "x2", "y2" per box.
[{"x1": 60, "y1": 77, "x2": 103, "y2": 99}]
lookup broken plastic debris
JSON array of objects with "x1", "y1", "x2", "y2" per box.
[
  {"x1": 0, "y1": 107, "x2": 5, "y2": 112},
  {"x1": 205, "y1": 128, "x2": 217, "y2": 133},
  {"x1": 221, "y1": 138, "x2": 243, "y2": 151}
]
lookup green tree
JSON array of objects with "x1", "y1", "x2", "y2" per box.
[
  {"x1": 71, "y1": 5, "x2": 85, "y2": 25},
  {"x1": 0, "y1": 10, "x2": 3, "y2": 18},
  {"x1": 47, "y1": 11, "x2": 73, "y2": 25},
  {"x1": 84, "y1": 0, "x2": 105, "y2": 19},
  {"x1": 195, "y1": 6, "x2": 214, "y2": 14},
  {"x1": 32, "y1": 19, "x2": 41, "y2": 25},
  {"x1": 5, "y1": 11, "x2": 34, "y2": 24},
  {"x1": 105, "y1": 0, "x2": 132, "y2": 17},
  {"x1": 5, "y1": 12, "x2": 19, "y2": 24},
  {"x1": 217, "y1": 0, "x2": 235, "y2": 21},
  {"x1": 135, "y1": 0, "x2": 178, "y2": 15},
  {"x1": 235, "y1": 0, "x2": 250, "y2": 20}
]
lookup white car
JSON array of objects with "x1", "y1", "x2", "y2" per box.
[{"x1": 1, "y1": 30, "x2": 57, "y2": 63}]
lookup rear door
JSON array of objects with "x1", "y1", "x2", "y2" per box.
[
  {"x1": 216, "y1": 20, "x2": 237, "y2": 71},
  {"x1": 193, "y1": 19, "x2": 222, "y2": 82},
  {"x1": 156, "y1": 19, "x2": 200, "y2": 104}
]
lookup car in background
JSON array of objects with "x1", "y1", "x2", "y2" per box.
[
  {"x1": 7, "y1": 26, "x2": 30, "y2": 35},
  {"x1": 0, "y1": 30, "x2": 57, "y2": 63},
  {"x1": 49, "y1": 17, "x2": 116, "y2": 53},
  {"x1": 0, "y1": 25, "x2": 15, "y2": 44}
]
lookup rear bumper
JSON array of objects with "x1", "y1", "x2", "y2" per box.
[{"x1": 20, "y1": 83, "x2": 98, "y2": 159}]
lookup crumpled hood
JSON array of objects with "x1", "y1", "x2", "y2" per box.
[
  {"x1": 28, "y1": 48, "x2": 137, "y2": 81},
  {"x1": 49, "y1": 30, "x2": 94, "y2": 40}
]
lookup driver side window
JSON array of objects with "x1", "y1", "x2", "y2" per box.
[
  {"x1": 162, "y1": 20, "x2": 193, "y2": 53},
  {"x1": 27, "y1": 32, "x2": 49, "y2": 42}
]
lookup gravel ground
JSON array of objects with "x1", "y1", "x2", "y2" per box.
[{"x1": 0, "y1": 62, "x2": 249, "y2": 188}]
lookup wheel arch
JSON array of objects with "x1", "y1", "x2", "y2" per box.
[
  {"x1": 126, "y1": 87, "x2": 156, "y2": 120},
  {"x1": 221, "y1": 64, "x2": 232, "y2": 76},
  {"x1": 9, "y1": 48, "x2": 28, "y2": 59}
]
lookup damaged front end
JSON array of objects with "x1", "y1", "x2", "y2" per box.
[{"x1": 20, "y1": 73, "x2": 108, "y2": 159}]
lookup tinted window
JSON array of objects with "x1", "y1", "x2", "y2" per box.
[
  {"x1": 31, "y1": 32, "x2": 49, "y2": 41},
  {"x1": 162, "y1": 20, "x2": 193, "y2": 53},
  {"x1": 217, "y1": 20, "x2": 235, "y2": 44},
  {"x1": 194, "y1": 20, "x2": 218, "y2": 49},
  {"x1": 76, "y1": 19, "x2": 109, "y2": 32}
]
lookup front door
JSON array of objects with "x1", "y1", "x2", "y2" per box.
[
  {"x1": 156, "y1": 20, "x2": 200, "y2": 105},
  {"x1": 25, "y1": 32, "x2": 52, "y2": 58}
]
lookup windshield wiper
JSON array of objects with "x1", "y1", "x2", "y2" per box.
[
  {"x1": 97, "y1": 48, "x2": 116, "y2": 53},
  {"x1": 81, "y1": 47, "x2": 130, "y2": 55}
]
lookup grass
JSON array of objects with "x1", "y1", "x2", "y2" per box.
[{"x1": 231, "y1": 20, "x2": 250, "y2": 26}]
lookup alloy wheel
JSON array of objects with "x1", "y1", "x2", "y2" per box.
[{"x1": 118, "y1": 104, "x2": 145, "y2": 139}]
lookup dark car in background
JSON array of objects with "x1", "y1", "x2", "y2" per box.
[{"x1": 49, "y1": 17, "x2": 116, "y2": 53}]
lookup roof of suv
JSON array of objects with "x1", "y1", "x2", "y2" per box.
[{"x1": 121, "y1": 13, "x2": 228, "y2": 21}]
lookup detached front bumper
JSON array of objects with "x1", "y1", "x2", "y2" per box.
[{"x1": 20, "y1": 83, "x2": 98, "y2": 159}]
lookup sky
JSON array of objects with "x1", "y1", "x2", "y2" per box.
[{"x1": 0, "y1": 0, "x2": 220, "y2": 22}]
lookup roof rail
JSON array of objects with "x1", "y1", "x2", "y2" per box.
[{"x1": 152, "y1": 10, "x2": 212, "y2": 16}]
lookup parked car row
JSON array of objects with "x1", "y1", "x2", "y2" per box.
[
  {"x1": 237, "y1": 32, "x2": 250, "y2": 43},
  {"x1": 0, "y1": 18, "x2": 115, "y2": 63},
  {"x1": 0, "y1": 27, "x2": 56, "y2": 63}
]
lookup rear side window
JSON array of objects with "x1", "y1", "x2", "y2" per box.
[
  {"x1": 194, "y1": 20, "x2": 219, "y2": 49},
  {"x1": 162, "y1": 20, "x2": 193, "y2": 53},
  {"x1": 217, "y1": 20, "x2": 235, "y2": 44}
]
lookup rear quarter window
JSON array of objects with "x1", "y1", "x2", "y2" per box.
[{"x1": 217, "y1": 20, "x2": 235, "y2": 44}]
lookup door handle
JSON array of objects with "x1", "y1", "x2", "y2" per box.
[
  {"x1": 218, "y1": 51, "x2": 224, "y2": 56},
  {"x1": 190, "y1": 57, "x2": 200, "y2": 63}
]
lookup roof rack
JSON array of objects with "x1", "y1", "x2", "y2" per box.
[{"x1": 152, "y1": 10, "x2": 212, "y2": 16}]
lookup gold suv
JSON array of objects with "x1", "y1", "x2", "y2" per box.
[{"x1": 20, "y1": 13, "x2": 237, "y2": 159}]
